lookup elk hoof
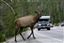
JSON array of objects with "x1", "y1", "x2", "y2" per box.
[
  {"x1": 23, "y1": 39, "x2": 26, "y2": 41},
  {"x1": 15, "y1": 40, "x2": 17, "y2": 42},
  {"x1": 27, "y1": 37, "x2": 30, "y2": 39},
  {"x1": 33, "y1": 37, "x2": 36, "y2": 39}
]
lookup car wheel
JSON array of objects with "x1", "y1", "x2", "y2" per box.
[
  {"x1": 47, "y1": 28, "x2": 50, "y2": 30},
  {"x1": 38, "y1": 28, "x2": 41, "y2": 31}
]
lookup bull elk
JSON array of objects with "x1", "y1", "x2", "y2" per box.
[{"x1": 15, "y1": 10, "x2": 43, "y2": 42}]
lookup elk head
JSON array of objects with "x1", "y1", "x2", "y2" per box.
[{"x1": 35, "y1": 9, "x2": 43, "y2": 18}]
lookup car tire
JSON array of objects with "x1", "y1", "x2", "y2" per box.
[
  {"x1": 38, "y1": 28, "x2": 41, "y2": 31},
  {"x1": 47, "y1": 28, "x2": 50, "y2": 30}
]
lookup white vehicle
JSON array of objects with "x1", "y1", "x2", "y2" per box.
[
  {"x1": 37, "y1": 16, "x2": 52, "y2": 30},
  {"x1": 60, "y1": 22, "x2": 64, "y2": 26}
]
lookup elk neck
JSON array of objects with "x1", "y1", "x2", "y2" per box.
[{"x1": 34, "y1": 14, "x2": 41, "y2": 23}]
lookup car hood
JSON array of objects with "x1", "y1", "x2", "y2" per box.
[{"x1": 38, "y1": 21, "x2": 48, "y2": 24}]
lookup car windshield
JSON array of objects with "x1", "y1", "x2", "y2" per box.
[
  {"x1": 39, "y1": 19, "x2": 49, "y2": 21},
  {"x1": 38, "y1": 19, "x2": 49, "y2": 24}
]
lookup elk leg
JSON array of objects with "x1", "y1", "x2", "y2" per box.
[
  {"x1": 19, "y1": 33, "x2": 25, "y2": 40},
  {"x1": 15, "y1": 29, "x2": 18, "y2": 42},
  {"x1": 31, "y1": 29, "x2": 36, "y2": 39},
  {"x1": 19, "y1": 28, "x2": 25, "y2": 40},
  {"x1": 27, "y1": 31, "x2": 32, "y2": 39},
  {"x1": 27, "y1": 26, "x2": 36, "y2": 39}
]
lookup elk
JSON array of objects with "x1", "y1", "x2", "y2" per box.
[{"x1": 15, "y1": 10, "x2": 43, "y2": 42}]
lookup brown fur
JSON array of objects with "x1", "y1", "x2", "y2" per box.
[{"x1": 15, "y1": 10, "x2": 43, "y2": 42}]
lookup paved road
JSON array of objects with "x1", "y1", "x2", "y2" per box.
[{"x1": 5, "y1": 26, "x2": 64, "y2": 43}]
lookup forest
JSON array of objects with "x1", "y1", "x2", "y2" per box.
[{"x1": 0, "y1": 0, "x2": 64, "y2": 42}]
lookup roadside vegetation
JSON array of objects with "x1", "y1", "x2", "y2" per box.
[{"x1": 0, "y1": 0, "x2": 64, "y2": 42}]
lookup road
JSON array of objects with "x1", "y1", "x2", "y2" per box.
[{"x1": 4, "y1": 26, "x2": 64, "y2": 43}]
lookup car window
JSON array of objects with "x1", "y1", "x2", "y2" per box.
[{"x1": 39, "y1": 19, "x2": 49, "y2": 21}]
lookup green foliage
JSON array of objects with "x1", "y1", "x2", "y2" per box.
[
  {"x1": 0, "y1": 0, "x2": 64, "y2": 42},
  {"x1": 0, "y1": 33, "x2": 6, "y2": 42}
]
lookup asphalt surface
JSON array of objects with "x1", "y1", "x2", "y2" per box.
[{"x1": 4, "y1": 26, "x2": 64, "y2": 43}]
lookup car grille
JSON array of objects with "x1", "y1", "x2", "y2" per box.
[{"x1": 41, "y1": 24, "x2": 47, "y2": 26}]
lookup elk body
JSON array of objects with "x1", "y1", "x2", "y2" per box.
[{"x1": 15, "y1": 10, "x2": 43, "y2": 42}]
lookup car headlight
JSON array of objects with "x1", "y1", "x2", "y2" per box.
[
  {"x1": 47, "y1": 24, "x2": 50, "y2": 26},
  {"x1": 38, "y1": 24, "x2": 41, "y2": 26}
]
